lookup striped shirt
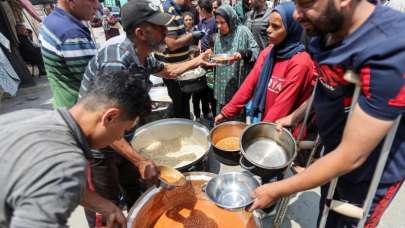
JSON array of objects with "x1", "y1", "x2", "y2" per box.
[
  {"x1": 39, "y1": 7, "x2": 96, "y2": 108},
  {"x1": 79, "y1": 37, "x2": 164, "y2": 159},
  {"x1": 155, "y1": 0, "x2": 190, "y2": 63}
]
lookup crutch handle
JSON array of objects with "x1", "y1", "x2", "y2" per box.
[
  {"x1": 330, "y1": 200, "x2": 363, "y2": 219},
  {"x1": 343, "y1": 70, "x2": 361, "y2": 86},
  {"x1": 298, "y1": 140, "x2": 316, "y2": 150}
]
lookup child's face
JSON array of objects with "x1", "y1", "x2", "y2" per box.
[{"x1": 184, "y1": 15, "x2": 194, "y2": 30}]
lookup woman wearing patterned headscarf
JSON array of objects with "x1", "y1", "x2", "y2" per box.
[
  {"x1": 213, "y1": 4, "x2": 260, "y2": 116},
  {"x1": 215, "y1": 2, "x2": 315, "y2": 125}
]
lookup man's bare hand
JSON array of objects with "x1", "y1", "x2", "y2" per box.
[
  {"x1": 214, "y1": 113, "x2": 226, "y2": 124},
  {"x1": 232, "y1": 52, "x2": 242, "y2": 61},
  {"x1": 198, "y1": 49, "x2": 218, "y2": 67},
  {"x1": 275, "y1": 114, "x2": 295, "y2": 131},
  {"x1": 137, "y1": 159, "x2": 159, "y2": 181},
  {"x1": 103, "y1": 212, "x2": 127, "y2": 228},
  {"x1": 249, "y1": 183, "x2": 281, "y2": 211},
  {"x1": 102, "y1": 206, "x2": 126, "y2": 228}
]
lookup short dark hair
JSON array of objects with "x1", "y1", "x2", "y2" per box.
[
  {"x1": 213, "y1": 0, "x2": 222, "y2": 7},
  {"x1": 125, "y1": 22, "x2": 152, "y2": 42},
  {"x1": 183, "y1": 11, "x2": 194, "y2": 19},
  {"x1": 198, "y1": 0, "x2": 213, "y2": 13},
  {"x1": 125, "y1": 24, "x2": 136, "y2": 40},
  {"x1": 80, "y1": 70, "x2": 151, "y2": 120}
]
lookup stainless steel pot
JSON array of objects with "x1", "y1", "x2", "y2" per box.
[
  {"x1": 210, "y1": 121, "x2": 247, "y2": 165},
  {"x1": 131, "y1": 118, "x2": 210, "y2": 171},
  {"x1": 240, "y1": 122, "x2": 297, "y2": 178},
  {"x1": 127, "y1": 172, "x2": 260, "y2": 228}
]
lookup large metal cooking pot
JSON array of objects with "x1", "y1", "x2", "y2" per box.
[
  {"x1": 210, "y1": 121, "x2": 247, "y2": 165},
  {"x1": 131, "y1": 118, "x2": 210, "y2": 172},
  {"x1": 127, "y1": 172, "x2": 260, "y2": 228},
  {"x1": 240, "y1": 122, "x2": 297, "y2": 179}
]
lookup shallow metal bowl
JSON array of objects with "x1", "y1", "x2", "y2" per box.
[
  {"x1": 210, "y1": 53, "x2": 235, "y2": 65},
  {"x1": 204, "y1": 172, "x2": 260, "y2": 209}
]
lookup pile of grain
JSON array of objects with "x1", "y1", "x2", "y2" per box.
[
  {"x1": 139, "y1": 137, "x2": 205, "y2": 168},
  {"x1": 215, "y1": 137, "x2": 240, "y2": 151}
]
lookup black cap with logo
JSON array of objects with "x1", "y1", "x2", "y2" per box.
[{"x1": 121, "y1": 0, "x2": 174, "y2": 31}]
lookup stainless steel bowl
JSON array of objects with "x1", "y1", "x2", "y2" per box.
[{"x1": 204, "y1": 172, "x2": 260, "y2": 209}]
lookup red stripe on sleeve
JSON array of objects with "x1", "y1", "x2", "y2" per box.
[
  {"x1": 360, "y1": 66, "x2": 372, "y2": 99},
  {"x1": 388, "y1": 74, "x2": 405, "y2": 107}
]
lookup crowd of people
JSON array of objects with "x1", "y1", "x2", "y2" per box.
[{"x1": 1, "y1": 0, "x2": 405, "y2": 227}]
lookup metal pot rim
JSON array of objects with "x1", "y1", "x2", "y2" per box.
[
  {"x1": 240, "y1": 122, "x2": 297, "y2": 170},
  {"x1": 127, "y1": 172, "x2": 217, "y2": 228},
  {"x1": 209, "y1": 121, "x2": 247, "y2": 153},
  {"x1": 133, "y1": 118, "x2": 211, "y2": 170}
]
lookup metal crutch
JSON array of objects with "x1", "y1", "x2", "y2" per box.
[
  {"x1": 273, "y1": 138, "x2": 323, "y2": 227},
  {"x1": 357, "y1": 115, "x2": 401, "y2": 227},
  {"x1": 318, "y1": 70, "x2": 361, "y2": 228},
  {"x1": 319, "y1": 70, "x2": 403, "y2": 227},
  {"x1": 273, "y1": 79, "x2": 320, "y2": 227}
]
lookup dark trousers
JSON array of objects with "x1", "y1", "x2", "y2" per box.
[
  {"x1": 164, "y1": 79, "x2": 191, "y2": 119},
  {"x1": 318, "y1": 178, "x2": 403, "y2": 228},
  {"x1": 192, "y1": 87, "x2": 211, "y2": 118},
  {"x1": 208, "y1": 88, "x2": 217, "y2": 116},
  {"x1": 85, "y1": 154, "x2": 147, "y2": 227},
  {"x1": 18, "y1": 35, "x2": 45, "y2": 74}
]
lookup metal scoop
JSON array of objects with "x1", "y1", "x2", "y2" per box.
[{"x1": 158, "y1": 165, "x2": 186, "y2": 190}]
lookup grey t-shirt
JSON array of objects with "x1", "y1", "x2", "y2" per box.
[
  {"x1": 0, "y1": 109, "x2": 87, "y2": 228},
  {"x1": 245, "y1": 7, "x2": 271, "y2": 50}
]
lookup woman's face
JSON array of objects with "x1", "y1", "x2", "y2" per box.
[
  {"x1": 216, "y1": 15, "x2": 230, "y2": 35},
  {"x1": 267, "y1": 12, "x2": 287, "y2": 46},
  {"x1": 184, "y1": 15, "x2": 194, "y2": 30}
]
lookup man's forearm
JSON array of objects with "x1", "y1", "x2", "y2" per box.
[
  {"x1": 165, "y1": 33, "x2": 193, "y2": 51},
  {"x1": 80, "y1": 187, "x2": 117, "y2": 214},
  {"x1": 291, "y1": 99, "x2": 309, "y2": 125},
  {"x1": 157, "y1": 57, "x2": 201, "y2": 78},
  {"x1": 274, "y1": 148, "x2": 354, "y2": 197},
  {"x1": 272, "y1": 105, "x2": 394, "y2": 198},
  {"x1": 110, "y1": 138, "x2": 146, "y2": 166},
  {"x1": 169, "y1": 57, "x2": 201, "y2": 74}
]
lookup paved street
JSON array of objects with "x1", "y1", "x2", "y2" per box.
[{"x1": 1, "y1": 76, "x2": 404, "y2": 227}]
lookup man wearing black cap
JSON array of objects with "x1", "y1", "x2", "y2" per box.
[
  {"x1": 155, "y1": 0, "x2": 207, "y2": 119},
  {"x1": 79, "y1": 0, "x2": 212, "y2": 227}
]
